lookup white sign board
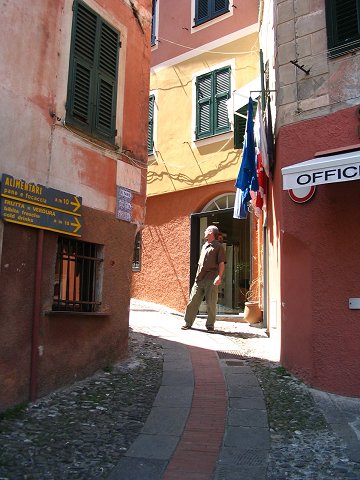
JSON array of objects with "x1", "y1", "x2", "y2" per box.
[{"x1": 282, "y1": 150, "x2": 360, "y2": 190}]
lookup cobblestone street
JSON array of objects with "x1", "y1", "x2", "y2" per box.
[{"x1": 1, "y1": 300, "x2": 360, "y2": 479}]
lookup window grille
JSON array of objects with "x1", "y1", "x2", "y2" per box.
[
  {"x1": 53, "y1": 237, "x2": 103, "y2": 312},
  {"x1": 132, "y1": 232, "x2": 142, "y2": 271}
]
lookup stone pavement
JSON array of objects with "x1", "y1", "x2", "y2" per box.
[
  {"x1": 1, "y1": 299, "x2": 360, "y2": 479},
  {"x1": 108, "y1": 299, "x2": 360, "y2": 479}
]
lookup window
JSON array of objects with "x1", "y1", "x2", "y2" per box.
[
  {"x1": 151, "y1": 0, "x2": 157, "y2": 46},
  {"x1": 148, "y1": 95, "x2": 155, "y2": 154},
  {"x1": 53, "y1": 237, "x2": 103, "y2": 313},
  {"x1": 234, "y1": 99, "x2": 257, "y2": 149},
  {"x1": 132, "y1": 232, "x2": 142, "y2": 271},
  {"x1": 325, "y1": 0, "x2": 360, "y2": 56},
  {"x1": 194, "y1": 0, "x2": 230, "y2": 26},
  {"x1": 196, "y1": 66, "x2": 231, "y2": 140},
  {"x1": 66, "y1": 0, "x2": 120, "y2": 143}
]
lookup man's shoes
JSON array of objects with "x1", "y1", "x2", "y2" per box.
[
  {"x1": 207, "y1": 327, "x2": 215, "y2": 332},
  {"x1": 181, "y1": 325, "x2": 192, "y2": 330}
]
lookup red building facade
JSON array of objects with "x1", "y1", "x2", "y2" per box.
[{"x1": 0, "y1": 0, "x2": 151, "y2": 410}]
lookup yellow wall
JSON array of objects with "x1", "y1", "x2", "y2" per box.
[{"x1": 148, "y1": 32, "x2": 259, "y2": 196}]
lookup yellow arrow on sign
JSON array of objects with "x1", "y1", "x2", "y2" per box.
[
  {"x1": 70, "y1": 196, "x2": 81, "y2": 213},
  {"x1": 71, "y1": 216, "x2": 81, "y2": 233}
]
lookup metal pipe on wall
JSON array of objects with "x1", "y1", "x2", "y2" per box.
[{"x1": 30, "y1": 229, "x2": 44, "y2": 402}]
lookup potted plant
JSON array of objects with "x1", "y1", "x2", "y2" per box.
[{"x1": 244, "y1": 277, "x2": 262, "y2": 324}]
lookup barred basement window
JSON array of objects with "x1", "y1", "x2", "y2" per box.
[
  {"x1": 53, "y1": 237, "x2": 103, "y2": 312},
  {"x1": 132, "y1": 232, "x2": 142, "y2": 271}
]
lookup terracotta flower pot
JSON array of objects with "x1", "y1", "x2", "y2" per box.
[{"x1": 244, "y1": 301, "x2": 262, "y2": 324}]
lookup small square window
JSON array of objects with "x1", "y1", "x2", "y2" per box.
[
  {"x1": 194, "y1": 0, "x2": 229, "y2": 27},
  {"x1": 53, "y1": 237, "x2": 103, "y2": 312}
]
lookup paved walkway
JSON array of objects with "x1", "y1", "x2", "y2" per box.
[
  {"x1": 108, "y1": 301, "x2": 273, "y2": 480},
  {"x1": 107, "y1": 299, "x2": 360, "y2": 480}
]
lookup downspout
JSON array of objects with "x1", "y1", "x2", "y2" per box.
[
  {"x1": 259, "y1": 49, "x2": 268, "y2": 329},
  {"x1": 30, "y1": 229, "x2": 44, "y2": 402}
]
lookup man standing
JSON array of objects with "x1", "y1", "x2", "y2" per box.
[{"x1": 181, "y1": 225, "x2": 226, "y2": 332}]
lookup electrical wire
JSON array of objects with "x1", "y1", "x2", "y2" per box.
[{"x1": 156, "y1": 36, "x2": 260, "y2": 56}]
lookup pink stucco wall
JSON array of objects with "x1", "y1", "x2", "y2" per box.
[
  {"x1": 276, "y1": 104, "x2": 360, "y2": 396},
  {"x1": 151, "y1": 0, "x2": 258, "y2": 66}
]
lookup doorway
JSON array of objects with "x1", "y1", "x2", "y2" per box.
[{"x1": 190, "y1": 194, "x2": 251, "y2": 315}]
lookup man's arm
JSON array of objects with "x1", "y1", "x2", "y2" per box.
[{"x1": 214, "y1": 261, "x2": 225, "y2": 286}]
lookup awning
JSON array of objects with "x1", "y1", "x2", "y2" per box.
[
  {"x1": 282, "y1": 150, "x2": 360, "y2": 190},
  {"x1": 227, "y1": 77, "x2": 261, "y2": 123}
]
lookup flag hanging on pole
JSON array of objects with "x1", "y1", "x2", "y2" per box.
[{"x1": 233, "y1": 97, "x2": 258, "y2": 219}]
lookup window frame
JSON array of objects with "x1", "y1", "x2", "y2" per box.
[
  {"x1": 151, "y1": 0, "x2": 158, "y2": 47},
  {"x1": 52, "y1": 237, "x2": 103, "y2": 313},
  {"x1": 148, "y1": 94, "x2": 155, "y2": 155},
  {"x1": 195, "y1": 66, "x2": 231, "y2": 140},
  {"x1": 325, "y1": 0, "x2": 360, "y2": 57},
  {"x1": 132, "y1": 232, "x2": 142, "y2": 272},
  {"x1": 194, "y1": 0, "x2": 230, "y2": 27},
  {"x1": 66, "y1": 0, "x2": 120, "y2": 144}
]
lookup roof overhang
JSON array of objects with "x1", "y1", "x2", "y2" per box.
[{"x1": 282, "y1": 150, "x2": 360, "y2": 190}]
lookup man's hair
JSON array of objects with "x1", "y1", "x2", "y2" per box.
[{"x1": 207, "y1": 225, "x2": 219, "y2": 239}]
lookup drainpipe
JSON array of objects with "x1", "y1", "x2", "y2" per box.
[{"x1": 30, "y1": 229, "x2": 44, "y2": 402}]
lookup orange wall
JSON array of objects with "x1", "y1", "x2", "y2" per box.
[{"x1": 132, "y1": 181, "x2": 236, "y2": 312}]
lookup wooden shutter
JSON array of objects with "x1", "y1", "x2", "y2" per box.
[
  {"x1": 214, "y1": 67, "x2": 230, "y2": 134},
  {"x1": 334, "y1": 0, "x2": 359, "y2": 42},
  {"x1": 214, "y1": 0, "x2": 229, "y2": 15},
  {"x1": 195, "y1": 0, "x2": 229, "y2": 25},
  {"x1": 67, "y1": 1, "x2": 119, "y2": 143},
  {"x1": 151, "y1": 0, "x2": 157, "y2": 46},
  {"x1": 195, "y1": 0, "x2": 210, "y2": 25},
  {"x1": 148, "y1": 95, "x2": 155, "y2": 154},
  {"x1": 196, "y1": 73, "x2": 212, "y2": 139},
  {"x1": 68, "y1": 2, "x2": 97, "y2": 131},
  {"x1": 95, "y1": 21, "x2": 119, "y2": 141},
  {"x1": 326, "y1": 0, "x2": 360, "y2": 56}
]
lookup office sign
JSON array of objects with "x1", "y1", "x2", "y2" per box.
[
  {"x1": 0, "y1": 174, "x2": 82, "y2": 237},
  {"x1": 282, "y1": 150, "x2": 360, "y2": 190}
]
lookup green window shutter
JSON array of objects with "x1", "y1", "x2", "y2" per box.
[
  {"x1": 67, "y1": 2, "x2": 97, "y2": 131},
  {"x1": 196, "y1": 67, "x2": 230, "y2": 139},
  {"x1": 148, "y1": 95, "x2": 155, "y2": 154},
  {"x1": 67, "y1": 1, "x2": 119, "y2": 143},
  {"x1": 94, "y1": 21, "x2": 119, "y2": 141},
  {"x1": 214, "y1": 0, "x2": 229, "y2": 15},
  {"x1": 195, "y1": 0, "x2": 229, "y2": 26},
  {"x1": 151, "y1": 0, "x2": 157, "y2": 46},
  {"x1": 196, "y1": 0, "x2": 210, "y2": 24},
  {"x1": 325, "y1": 0, "x2": 360, "y2": 56},
  {"x1": 214, "y1": 67, "x2": 230, "y2": 134},
  {"x1": 196, "y1": 73, "x2": 213, "y2": 139}
]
